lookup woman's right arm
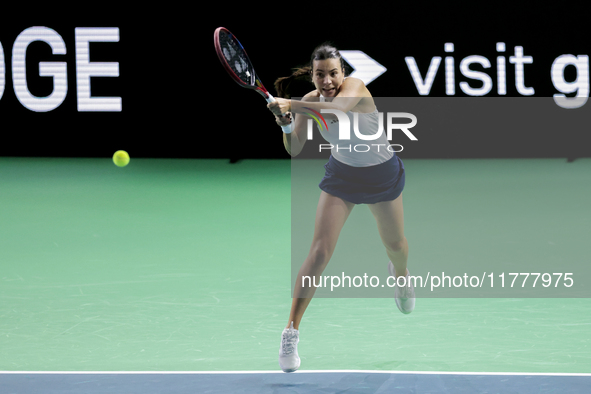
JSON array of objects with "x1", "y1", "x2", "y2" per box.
[
  {"x1": 281, "y1": 112, "x2": 307, "y2": 157},
  {"x1": 278, "y1": 91, "x2": 318, "y2": 157}
]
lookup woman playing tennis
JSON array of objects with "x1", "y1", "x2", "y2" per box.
[{"x1": 268, "y1": 43, "x2": 414, "y2": 373}]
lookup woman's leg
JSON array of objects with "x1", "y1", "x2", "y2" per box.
[
  {"x1": 287, "y1": 191, "x2": 355, "y2": 330},
  {"x1": 367, "y1": 193, "x2": 408, "y2": 278}
]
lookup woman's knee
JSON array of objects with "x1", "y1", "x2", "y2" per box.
[
  {"x1": 384, "y1": 236, "x2": 407, "y2": 253},
  {"x1": 307, "y1": 241, "x2": 335, "y2": 267}
]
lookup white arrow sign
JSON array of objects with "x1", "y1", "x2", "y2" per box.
[{"x1": 339, "y1": 50, "x2": 387, "y2": 85}]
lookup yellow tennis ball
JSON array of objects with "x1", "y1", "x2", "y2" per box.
[{"x1": 113, "y1": 150, "x2": 130, "y2": 167}]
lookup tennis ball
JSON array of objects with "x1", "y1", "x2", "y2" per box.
[{"x1": 113, "y1": 150, "x2": 130, "y2": 167}]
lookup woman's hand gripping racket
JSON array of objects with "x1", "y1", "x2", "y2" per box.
[{"x1": 214, "y1": 27, "x2": 292, "y2": 134}]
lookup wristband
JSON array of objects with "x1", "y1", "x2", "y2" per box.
[{"x1": 283, "y1": 120, "x2": 294, "y2": 134}]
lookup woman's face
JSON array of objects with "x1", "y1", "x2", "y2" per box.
[{"x1": 312, "y1": 58, "x2": 345, "y2": 97}]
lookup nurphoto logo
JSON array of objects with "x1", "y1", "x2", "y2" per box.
[{"x1": 305, "y1": 109, "x2": 418, "y2": 153}]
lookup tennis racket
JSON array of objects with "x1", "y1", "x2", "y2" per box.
[{"x1": 214, "y1": 27, "x2": 292, "y2": 134}]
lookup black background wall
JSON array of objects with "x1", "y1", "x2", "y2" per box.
[{"x1": 0, "y1": 3, "x2": 589, "y2": 161}]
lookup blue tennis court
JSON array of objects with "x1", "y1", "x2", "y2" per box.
[{"x1": 2, "y1": 371, "x2": 591, "y2": 393}]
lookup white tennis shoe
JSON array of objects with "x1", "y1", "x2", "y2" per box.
[
  {"x1": 388, "y1": 262, "x2": 415, "y2": 314},
  {"x1": 279, "y1": 321, "x2": 300, "y2": 372}
]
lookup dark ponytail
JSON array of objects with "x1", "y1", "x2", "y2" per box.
[
  {"x1": 274, "y1": 66, "x2": 312, "y2": 99},
  {"x1": 274, "y1": 42, "x2": 346, "y2": 99}
]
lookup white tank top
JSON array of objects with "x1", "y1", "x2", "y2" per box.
[{"x1": 318, "y1": 95, "x2": 393, "y2": 167}]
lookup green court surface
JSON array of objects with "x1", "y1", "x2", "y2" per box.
[{"x1": 0, "y1": 157, "x2": 590, "y2": 374}]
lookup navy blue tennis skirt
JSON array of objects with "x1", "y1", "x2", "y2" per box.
[{"x1": 319, "y1": 154, "x2": 405, "y2": 204}]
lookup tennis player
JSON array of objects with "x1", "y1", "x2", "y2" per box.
[{"x1": 268, "y1": 43, "x2": 414, "y2": 373}]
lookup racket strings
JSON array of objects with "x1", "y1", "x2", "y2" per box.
[{"x1": 219, "y1": 31, "x2": 254, "y2": 85}]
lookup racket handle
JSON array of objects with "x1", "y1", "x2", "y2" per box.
[{"x1": 266, "y1": 94, "x2": 293, "y2": 134}]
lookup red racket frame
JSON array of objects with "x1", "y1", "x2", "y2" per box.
[{"x1": 213, "y1": 27, "x2": 271, "y2": 100}]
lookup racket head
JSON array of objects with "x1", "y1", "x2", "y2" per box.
[{"x1": 214, "y1": 27, "x2": 270, "y2": 98}]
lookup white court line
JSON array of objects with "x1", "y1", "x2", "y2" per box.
[{"x1": 1, "y1": 370, "x2": 590, "y2": 376}]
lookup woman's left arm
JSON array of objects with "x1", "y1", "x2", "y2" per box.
[{"x1": 268, "y1": 78, "x2": 367, "y2": 115}]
